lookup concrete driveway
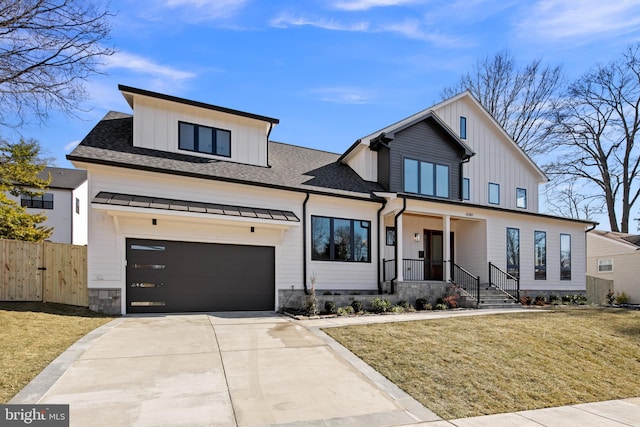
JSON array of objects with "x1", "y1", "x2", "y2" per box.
[{"x1": 12, "y1": 313, "x2": 440, "y2": 427}]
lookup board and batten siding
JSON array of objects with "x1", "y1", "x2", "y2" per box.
[
  {"x1": 388, "y1": 119, "x2": 463, "y2": 200},
  {"x1": 77, "y1": 164, "x2": 305, "y2": 312},
  {"x1": 433, "y1": 97, "x2": 543, "y2": 211},
  {"x1": 131, "y1": 95, "x2": 270, "y2": 167}
]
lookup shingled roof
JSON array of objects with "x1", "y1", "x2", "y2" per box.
[{"x1": 67, "y1": 112, "x2": 382, "y2": 200}]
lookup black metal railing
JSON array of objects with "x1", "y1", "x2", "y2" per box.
[
  {"x1": 383, "y1": 258, "x2": 395, "y2": 282},
  {"x1": 488, "y1": 262, "x2": 520, "y2": 302},
  {"x1": 452, "y1": 263, "x2": 480, "y2": 307},
  {"x1": 382, "y1": 259, "x2": 448, "y2": 282}
]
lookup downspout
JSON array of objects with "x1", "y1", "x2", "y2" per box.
[
  {"x1": 376, "y1": 199, "x2": 387, "y2": 294},
  {"x1": 302, "y1": 193, "x2": 310, "y2": 295},
  {"x1": 391, "y1": 196, "x2": 407, "y2": 294},
  {"x1": 266, "y1": 123, "x2": 274, "y2": 167}
]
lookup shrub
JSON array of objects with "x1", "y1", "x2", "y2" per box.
[
  {"x1": 415, "y1": 298, "x2": 429, "y2": 311},
  {"x1": 606, "y1": 290, "x2": 616, "y2": 305},
  {"x1": 434, "y1": 303, "x2": 448, "y2": 310},
  {"x1": 520, "y1": 296, "x2": 532, "y2": 306},
  {"x1": 549, "y1": 294, "x2": 560, "y2": 304},
  {"x1": 337, "y1": 305, "x2": 355, "y2": 316},
  {"x1": 371, "y1": 298, "x2": 391, "y2": 313},
  {"x1": 389, "y1": 305, "x2": 405, "y2": 313},
  {"x1": 561, "y1": 295, "x2": 573, "y2": 304},
  {"x1": 616, "y1": 292, "x2": 629, "y2": 304},
  {"x1": 351, "y1": 300, "x2": 363, "y2": 313},
  {"x1": 444, "y1": 295, "x2": 459, "y2": 309},
  {"x1": 324, "y1": 300, "x2": 336, "y2": 313},
  {"x1": 534, "y1": 295, "x2": 546, "y2": 306}
]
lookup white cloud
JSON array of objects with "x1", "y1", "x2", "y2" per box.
[
  {"x1": 332, "y1": 0, "x2": 418, "y2": 11},
  {"x1": 64, "y1": 140, "x2": 81, "y2": 152},
  {"x1": 518, "y1": 0, "x2": 640, "y2": 40},
  {"x1": 104, "y1": 52, "x2": 195, "y2": 83},
  {"x1": 161, "y1": 0, "x2": 248, "y2": 20},
  {"x1": 311, "y1": 87, "x2": 372, "y2": 104},
  {"x1": 379, "y1": 18, "x2": 463, "y2": 46},
  {"x1": 270, "y1": 14, "x2": 369, "y2": 31}
]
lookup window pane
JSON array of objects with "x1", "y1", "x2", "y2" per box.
[
  {"x1": 311, "y1": 217, "x2": 330, "y2": 260},
  {"x1": 435, "y1": 164, "x2": 449, "y2": 198},
  {"x1": 333, "y1": 219, "x2": 352, "y2": 261},
  {"x1": 354, "y1": 221, "x2": 370, "y2": 262},
  {"x1": 560, "y1": 233, "x2": 571, "y2": 280},
  {"x1": 198, "y1": 126, "x2": 213, "y2": 153},
  {"x1": 463, "y1": 178, "x2": 470, "y2": 200},
  {"x1": 179, "y1": 122, "x2": 195, "y2": 151},
  {"x1": 404, "y1": 159, "x2": 418, "y2": 193},
  {"x1": 460, "y1": 116, "x2": 467, "y2": 139},
  {"x1": 419, "y1": 162, "x2": 433, "y2": 196},
  {"x1": 534, "y1": 231, "x2": 546, "y2": 280},
  {"x1": 598, "y1": 259, "x2": 613, "y2": 272},
  {"x1": 506, "y1": 227, "x2": 520, "y2": 278},
  {"x1": 517, "y1": 188, "x2": 527, "y2": 208},
  {"x1": 489, "y1": 183, "x2": 500, "y2": 204},
  {"x1": 216, "y1": 130, "x2": 231, "y2": 156}
]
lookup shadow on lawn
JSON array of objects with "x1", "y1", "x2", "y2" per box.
[{"x1": 0, "y1": 302, "x2": 116, "y2": 318}]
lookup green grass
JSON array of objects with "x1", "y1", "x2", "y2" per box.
[
  {"x1": 325, "y1": 307, "x2": 640, "y2": 419},
  {"x1": 0, "y1": 302, "x2": 114, "y2": 403}
]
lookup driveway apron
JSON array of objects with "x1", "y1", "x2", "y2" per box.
[{"x1": 25, "y1": 313, "x2": 437, "y2": 426}]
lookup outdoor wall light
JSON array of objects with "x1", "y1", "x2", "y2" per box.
[{"x1": 414, "y1": 233, "x2": 421, "y2": 242}]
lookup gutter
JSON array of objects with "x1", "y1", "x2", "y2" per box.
[
  {"x1": 266, "y1": 122, "x2": 274, "y2": 168},
  {"x1": 390, "y1": 196, "x2": 407, "y2": 294},
  {"x1": 302, "y1": 193, "x2": 310, "y2": 295},
  {"x1": 376, "y1": 199, "x2": 387, "y2": 294}
]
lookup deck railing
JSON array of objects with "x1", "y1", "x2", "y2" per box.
[{"x1": 382, "y1": 258, "x2": 446, "y2": 282}]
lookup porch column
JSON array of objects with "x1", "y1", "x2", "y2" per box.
[
  {"x1": 396, "y1": 213, "x2": 404, "y2": 282},
  {"x1": 443, "y1": 215, "x2": 451, "y2": 282}
]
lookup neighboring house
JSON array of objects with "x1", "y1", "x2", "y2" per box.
[
  {"x1": 7, "y1": 167, "x2": 88, "y2": 245},
  {"x1": 68, "y1": 85, "x2": 594, "y2": 314},
  {"x1": 587, "y1": 230, "x2": 640, "y2": 304}
]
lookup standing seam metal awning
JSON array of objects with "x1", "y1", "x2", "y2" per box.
[{"x1": 92, "y1": 192, "x2": 300, "y2": 222}]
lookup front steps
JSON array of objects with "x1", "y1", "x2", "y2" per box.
[{"x1": 477, "y1": 285, "x2": 520, "y2": 309}]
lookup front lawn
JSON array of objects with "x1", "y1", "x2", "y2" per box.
[
  {"x1": 324, "y1": 307, "x2": 640, "y2": 419},
  {"x1": 0, "y1": 302, "x2": 114, "y2": 403}
]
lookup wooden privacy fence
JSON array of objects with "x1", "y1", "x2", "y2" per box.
[
  {"x1": 0, "y1": 239, "x2": 88, "y2": 307},
  {"x1": 586, "y1": 275, "x2": 614, "y2": 305}
]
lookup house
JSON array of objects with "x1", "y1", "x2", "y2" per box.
[
  {"x1": 587, "y1": 230, "x2": 640, "y2": 303},
  {"x1": 67, "y1": 85, "x2": 594, "y2": 314},
  {"x1": 8, "y1": 167, "x2": 88, "y2": 245}
]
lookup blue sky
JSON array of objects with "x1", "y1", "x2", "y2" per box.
[{"x1": 8, "y1": 0, "x2": 640, "y2": 174}]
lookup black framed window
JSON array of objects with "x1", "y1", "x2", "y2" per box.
[
  {"x1": 311, "y1": 216, "x2": 370, "y2": 262},
  {"x1": 516, "y1": 187, "x2": 527, "y2": 208},
  {"x1": 489, "y1": 182, "x2": 500, "y2": 205},
  {"x1": 386, "y1": 226, "x2": 396, "y2": 246},
  {"x1": 534, "y1": 231, "x2": 546, "y2": 280},
  {"x1": 21, "y1": 193, "x2": 53, "y2": 209},
  {"x1": 403, "y1": 158, "x2": 449, "y2": 198},
  {"x1": 179, "y1": 121, "x2": 231, "y2": 157},
  {"x1": 75, "y1": 197, "x2": 80, "y2": 214},
  {"x1": 506, "y1": 227, "x2": 520, "y2": 279},
  {"x1": 463, "y1": 178, "x2": 470, "y2": 200},
  {"x1": 560, "y1": 233, "x2": 571, "y2": 280},
  {"x1": 460, "y1": 116, "x2": 467, "y2": 139}
]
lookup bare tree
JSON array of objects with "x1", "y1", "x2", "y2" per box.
[
  {"x1": 544, "y1": 177, "x2": 605, "y2": 221},
  {"x1": 547, "y1": 44, "x2": 640, "y2": 233},
  {"x1": 442, "y1": 49, "x2": 563, "y2": 159},
  {"x1": 0, "y1": 0, "x2": 114, "y2": 127}
]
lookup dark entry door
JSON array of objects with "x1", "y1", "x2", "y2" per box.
[
  {"x1": 423, "y1": 230, "x2": 455, "y2": 281},
  {"x1": 126, "y1": 238, "x2": 275, "y2": 313}
]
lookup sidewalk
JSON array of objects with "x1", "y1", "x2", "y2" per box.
[{"x1": 299, "y1": 308, "x2": 640, "y2": 427}]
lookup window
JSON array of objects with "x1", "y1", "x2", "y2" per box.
[
  {"x1": 489, "y1": 182, "x2": 500, "y2": 205},
  {"x1": 460, "y1": 116, "x2": 467, "y2": 139},
  {"x1": 311, "y1": 216, "x2": 370, "y2": 262},
  {"x1": 534, "y1": 231, "x2": 546, "y2": 280},
  {"x1": 598, "y1": 258, "x2": 613, "y2": 273},
  {"x1": 75, "y1": 197, "x2": 80, "y2": 214},
  {"x1": 462, "y1": 178, "x2": 470, "y2": 200},
  {"x1": 21, "y1": 193, "x2": 54, "y2": 209},
  {"x1": 403, "y1": 158, "x2": 449, "y2": 198},
  {"x1": 386, "y1": 227, "x2": 396, "y2": 246},
  {"x1": 516, "y1": 188, "x2": 527, "y2": 209},
  {"x1": 506, "y1": 227, "x2": 520, "y2": 278},
  {"x1": 560, "y1": 233, "x2": 571, "y2": 280},
  {"x1": 178, "y1": 121, "x2": 231, "y2": 157}
]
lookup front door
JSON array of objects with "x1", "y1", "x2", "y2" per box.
[{"x1": 423, "y1": 230, "x2": 455, "y2": 281}]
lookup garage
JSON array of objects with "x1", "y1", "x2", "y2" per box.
[{"x1": 126, "y1": 238, "x2": 275, "y2": 313}]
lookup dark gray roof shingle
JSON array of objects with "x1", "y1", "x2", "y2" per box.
[
  {"x1": 67, "y1": 112, "x2": 382, "y2": 200},
  {"x1": 40, "y1": 167, "x2": 87, "y2": 189}
]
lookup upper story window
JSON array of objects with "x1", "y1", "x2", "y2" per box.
[
  {"x1": 516, "y1": 188, "x2": 527, "y2": 208},
  {"x1": 404, "y1": 158, "x2": 449, "y2": 198},
  {"x1": 462, "y1": 178, "x2": 470, "y2": 200},
  {"x1": 597, "y1": 258, "x2": 613, "y2": 273},
  {"x1": 488, "y1": 182, "x2": 500, "y2": 205},
  {"x1": 21, "y1": 193, "x2": 53, "y2": 209},
  {"x1": 311, "y1": 216, "x2": 370, "y2": 262},
  {"x1": 460, "y1": 116, "x2": 467, "y2": 140},
  {"x1": 179, "y1": 121, "x2": 231, "y2": 157}
]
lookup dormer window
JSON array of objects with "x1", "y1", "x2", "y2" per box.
[
  {"x1": 403, "y1": 158, "x2": 449, "y2": 198},
  {"x1": 179, "y1": 121, "x2": 231, "y2": 157}
]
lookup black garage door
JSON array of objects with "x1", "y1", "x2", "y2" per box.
[{"x1": 126, "y1": 238, "x2": 275, "y2": 313}]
